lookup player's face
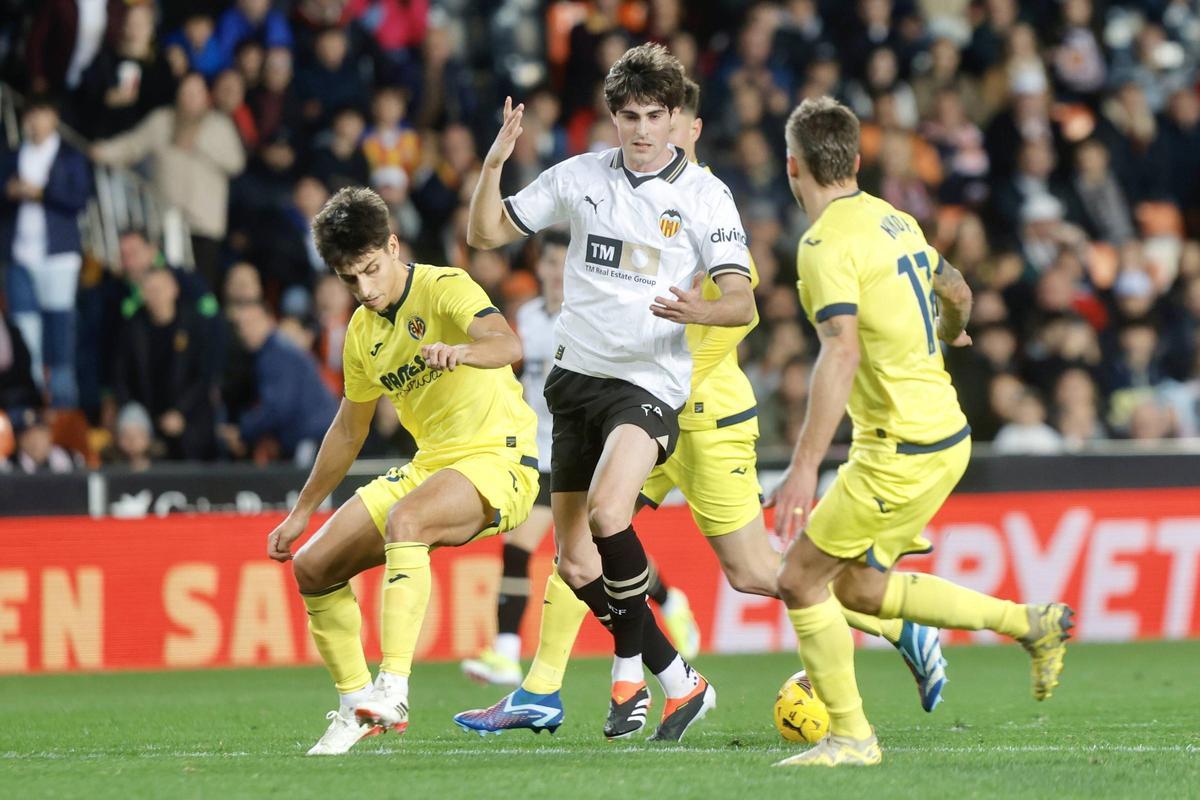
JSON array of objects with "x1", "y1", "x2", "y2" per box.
[
  {"x1": 611, "y1": 101, "x2": 679, "y2": 171},
  {"x1": 334, "y1": 234, "x2": 406, "y2": 312},
  {"x1": 667, "y1": 111, "x2": 702, "y2": 162},
  {"x1": 536, "y1": 243, "x2": 566, "y2": 301}
]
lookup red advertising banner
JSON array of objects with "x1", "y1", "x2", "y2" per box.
[{"x1": 0, "y1": 487, "x2": 1197, "y2": 674}]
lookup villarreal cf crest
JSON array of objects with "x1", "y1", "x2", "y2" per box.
[
  {"x1": 407, "y1": 316, "x2": 426, "y2": 340},
  {"x1": 659, "y1": 209, "x2": 682, "y2": 238}
]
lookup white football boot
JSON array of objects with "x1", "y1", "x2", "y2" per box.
[
  {"x1": 354, "y1": 673, "x2": 410, "y2": 734},
  {"x1": 306, "y1": 708, "x2": 382, "y2": 756}
]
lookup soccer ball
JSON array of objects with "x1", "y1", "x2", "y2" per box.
[{"x1": 773, "y1": 670, "x2": 830, "y2": 744}]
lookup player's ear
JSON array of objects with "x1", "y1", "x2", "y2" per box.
[
  {"x1": 854, "y1": 153, "x2": 862, "y2": 175},
  {"x1": 786, "y1": 153, "x2": 800, "y2": 179},
  {"x1": 692, "y1": 117, "x2": 703, "y2": 144}
]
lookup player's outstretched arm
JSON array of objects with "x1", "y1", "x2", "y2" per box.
[
  {"x1": 650, "y1": 273, "x2": 755, "y2": 327},
  {"x1": 933, "y1": 259, "x2": 973, "y2": 347},
  {"x1": 467, "y1": 96, "x2": 527, "y2": 249},
  {"x1": 767, "y1": 313, "x2": 859, "y2": 542},
  {"x1": 420, "y1": 313, "x2": 522, "y2": 372},
  {"x1": 266, "y1": 397, "x2": 375, "y2": 561}
]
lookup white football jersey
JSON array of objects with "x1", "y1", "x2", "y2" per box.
[
  {"x1": 515, "y1": 296, "x2": 558, "y2": 469},
  {"x1": 504, "y1": 145, "x2": 750, "y2": 408}
]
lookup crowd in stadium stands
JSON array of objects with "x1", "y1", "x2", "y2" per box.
[{"x1": 1, "y1": 0, "x2": 1199, "y2": 472}]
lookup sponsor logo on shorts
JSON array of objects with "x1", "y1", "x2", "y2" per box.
[
  {"x1": 407, "y1": 316, "x2": 426, "y2": 340},
  {"x1": 659, "y1": 209, "x2": 682, "y2": 238},
  {"x1": 555, "y1": 345, "x2": 565, "y2": 360},
  {"x1": 694, "y1": 402, "x2": 704, "y2": 413},
  {"x1": 506, "y1": 436, "x2": 516, "y2": 447}
]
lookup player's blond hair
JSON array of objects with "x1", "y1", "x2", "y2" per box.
[
  {"x1": 785, "y1": 97, "x2": 860, "y2": 187},
  {"x1": 603, "y1": 43, "x2": 686, "y2": 114}
]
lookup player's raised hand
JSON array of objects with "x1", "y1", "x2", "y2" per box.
[
  {"x1": 764, "y1": 465, "x2": 818, "y2": 545},
  {"x1": 421, "y1": 342, "x2": 462, "y2": 371},
  {"x1": 483, "y1": 96, "x2": 525, "y2": 170},
  {"x1": 650, "y1": 273, "x2": 707, "y2": 324},
  {"x1": 267, "y1": 514, "x2": 308, "y2": 562}
]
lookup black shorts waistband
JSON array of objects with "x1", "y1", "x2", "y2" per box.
[{"x1": 895, "y1": 424, "x2": 971, "y2": 455}]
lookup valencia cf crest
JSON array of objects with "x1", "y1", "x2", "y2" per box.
[
  {"x1": 406, "y1": 316, "x2": 426, "y2": 340},
  {"x1": 659, "y1": 209, "x2": 682, "y2": 238}
]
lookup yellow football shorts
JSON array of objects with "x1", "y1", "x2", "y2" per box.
[
  {"x1": 357, "y1": 452, "x2": 540, "y2": 540},
  {"x1": 639, "y1": 417, "x2": 763, "y2": 537},
  {"x1": 805, "y1": 434, "x2": 970, "y2": 570}
]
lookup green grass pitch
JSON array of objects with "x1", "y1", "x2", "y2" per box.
[{"x1": 2, "y1": 641, "x2": 1198, "y2": 799}]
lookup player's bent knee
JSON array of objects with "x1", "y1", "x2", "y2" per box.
[
  {"x1": 384, "y1": 504, "x2": 428, "y2": 544},
  {"x1": 726, "y1": 567, "x2": 778, "y2": 598},
  {"x1": 555, "y1": 553, "x2": 600, "y2": 588},
  {"x1": 291, "y1": 550, "x2": 332, "y2": 595},
  {"x1": 585, "y1": 500, "x2": 631, "y2": 537},
  {"x1": 834, "y1": 575, "x2": 884, "y2": 616}
]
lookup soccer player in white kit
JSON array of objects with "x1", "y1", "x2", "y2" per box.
[
  {"x1": 460, "y1": 231, "x2": 701, "y2": 688},
  {"x1": 467, "y1": 43, "x2": 755, "y2": 741}
]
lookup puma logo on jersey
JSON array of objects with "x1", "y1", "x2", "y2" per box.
[
  {"x1": 803, "y1": 238, "x2": 822, "y2": 247},
  {"x1": 584, "y1": 195, "x2": 604, "y2": 212},
  {"x1": 370, "y1": 341, "x2": 383, "y2": 357},
  {"x1": 731, "y1": 466, "x2": 748, "y2": 475}
]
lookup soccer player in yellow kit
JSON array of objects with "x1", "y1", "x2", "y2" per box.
[
  {"x1": 454, "y1": 82, "x2": 950, "y2": 740},
  {"x1": 770, "y1": 97, "x2": 1074, "y2": 767},
  {"x1": 265, "y1": 187, "x2": 541, "y2": 756}
]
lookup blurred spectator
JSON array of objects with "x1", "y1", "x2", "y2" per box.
[
  {"x1": 92, "y1": 73, "x2": 246, "y2": 288},
  {"x1": 759, "y1": 355, "x2": 811, "y2": 449},
  {"x1": 846, "y1": 46, "x2": 917, "y2": 130},
  {"x1": 913, "y1": 36, "x2": 984, "y2": 125},
  {"x1": 991, "y1": 138, "x2": 1082, "y2": 240},
  {"x1": 1050, "y1": 0, "x2": 1105, "y2": 104},
  {"x1": 922, "y1": 88, "x2": 989, "y2": 206},
  {"x1": 1160, "y1": 88, "x2": 1200, "y2": 234},
  {"x1": 1072, "y1": 138, "x2": 1135, "y2": 245},
  {"x1": 215, "y1": 0, "x2": 293, "y2": 61},
  {"x1": 164, "y1": 11, "x2": 227, "y2": 81},
  {"x1": 222, "y1": 301, "x2": 338, "y2": 465},
  {"x1": 213, "y1": 68, "x2": 259, "y2": 150},
  {"x1": 313, "y1": 273, "x2": 353, "y2": 396},
  {"x1": 1053, "y1": 367, "x2": 1106, "y2": 449},
  {"x1": 112, "y1": 268, "x2": 216, "y2": 460},
  {"x1": 104, "y1": 401, "x2": 156, "y2": 471},
  {"x1": 77, "y1": 2, "x2": 177, "y2": 140},
  {"x1": 0, "y1": 309, "x2": 40, "y2": 412},
  {"x1": 296, "y1": 26, "x2": 369, "y2": 133},
  {"x1": 245, "y1": 175, "x2": 329, "y2": 312},
  {"x1": 26, "y1": 0, "x2": 124, "y2": 94},
  {"x1": 1, "y1": 96, "x2": 91, "y2": 408},
  {"x1": 249, "y1": 46, "x2": 301, "y2": 146},
  {"x1": 309, "y1": 106, "x2": 371, "y2": 190},
  {"x1": 1127, "y1": 397, "x2": 1178, "y2": 442},
  {"x1": 363, "y1": 86, "x2": 421, "y2": 188},
  {"x1": 414, "y1": 22, "x2": 477, "y2": 130},
  {"x1": 0, "y1": 407, "x2": 82, "y2": 473},
  {"x1": 1099, "y1": 82, "x2": 1172, "y2": 205},
  {"x1": 342, "y1": 0, "x2": 429, "y2": 90},
  {"x1": 993, "y1": 387, "x2": 1064, "y2": 454}
]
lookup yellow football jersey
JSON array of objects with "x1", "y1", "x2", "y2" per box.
[
  {"x1": 796, "y1": 191, "x2": 967, "y2": 451},
  {"x1": 343, "y1": 264, "x2": 538, "y2": 467},
  {"x1": 679, "y1": 257, "x2": 760, "y2": 431}
]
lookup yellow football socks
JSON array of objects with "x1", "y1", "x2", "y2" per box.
[
  {"x1": 379, "y1": 542, "x2": 432, "y2": 677},
  {"x1": 302, "y1": 582, "x2": 371, "y2": 694},
  {"x1": 840, "y1": 606, "x2": 903, "y2": 644},
  {"x1": 521, "y1": 568, "x2": 589, "y2": 695},
  {"x1": 880, "y1": 572, "x2": 1029, "y2": 639},
  {"x1": 788, "y1": 595, "x2": 873, "y2": 740}
]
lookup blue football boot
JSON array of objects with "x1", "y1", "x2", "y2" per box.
[
  {"x1": 453, "y1": 687, "x2": 565, "y2": 736},
  {"x1": 894, "y1": 620, "x2": 948, "y2": 712}
]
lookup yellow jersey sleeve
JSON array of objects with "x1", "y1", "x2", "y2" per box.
[
  {"x1": 797, "y1": 237, "x2": 860, "y2": 324},
  {"x1": 689, "y1": 255, "x2": 761, "y2": 390},
  {"x1": 434, "y1": 269, "x2": 501, "y2": 335},
  {"x1": 343, "y1": 314, "x2": 382, "y2": 403}
]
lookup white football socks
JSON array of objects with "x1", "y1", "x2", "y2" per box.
[{"x1": 495, "y1": 633, "x2": 522, "y2": 663}]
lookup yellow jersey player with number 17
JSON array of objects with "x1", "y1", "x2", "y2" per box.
[
  {"x1": 264, "y1": 187, "x2": 541, "y2": 756},
  {"x1": 770, "y1": 97, "x2": 1075, "y2": 768}
]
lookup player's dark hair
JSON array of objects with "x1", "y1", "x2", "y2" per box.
[
  {"x1": 681, "y1": 78, "x2": 700, "y2": 117},
  {"x1": 785, "y1": 96, "x2": 860, "y2": 187},
  {"x1": 540, "y1": 229, "x2": 571, "y2": 250},
  {"x1": 603, "y1": 43, "x2": 686, "y2": 114},
  {"x1": 311, "y1": 186, "x2": 392, "y2": 269}
]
